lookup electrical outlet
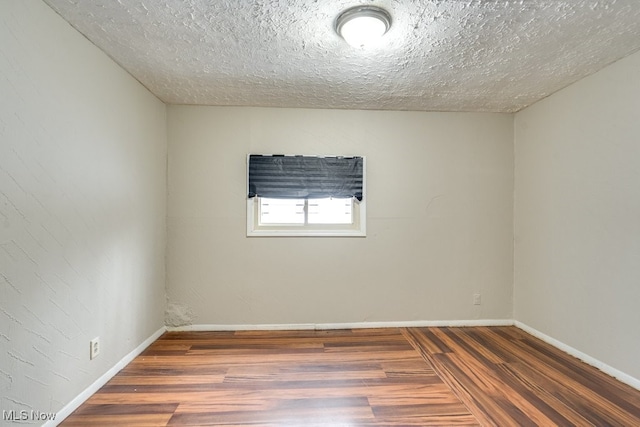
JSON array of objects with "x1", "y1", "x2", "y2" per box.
[
  {"x1": 473, "y1": 293, "x2": 482, "y2": 305},
  {"x1": 90, "y1": 337, "x2": 100, "y2": 360}
]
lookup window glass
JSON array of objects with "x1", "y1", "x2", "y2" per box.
[
  {"x1": 259, "y1": 198, "x2": 304, "y2": 224},
  {"x1": 259, "y1": 197, "x2": 354, "y2": 225},
  {"x1": 308, "y1": 198, "x2": 353, "y2": 224}
]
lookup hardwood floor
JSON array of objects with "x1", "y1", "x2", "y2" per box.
[{"x1": 61, "y1": 327, "x2": 640, "y2": 426}]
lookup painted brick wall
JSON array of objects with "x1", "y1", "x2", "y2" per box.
[{"x1": 0, "y1": 1, "x2": 166, "y2": 418}]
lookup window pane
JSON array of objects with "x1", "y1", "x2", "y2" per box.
[
  {"x1": 260, "y1": 198, "x2": 305, "y2": 224},
  {"x1": 308, "y1": 198, "x2": 353, "y2": 224}
]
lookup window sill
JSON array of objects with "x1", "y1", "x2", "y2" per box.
[{"x1": 247, "y1": 228, "x2": 366, "y2": 237}]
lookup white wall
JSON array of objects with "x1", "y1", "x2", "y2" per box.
[
  {"x1": 0, "y1": 0, "x2": 167, "y2": 419},
  {"x1": 167, "y1": 106, "x2": 514, "y2": 326},
  {"x1": 1, "y1": 0, "x2": 636, "y2": 418},
  {"x1": 514, "y1": 50, "x2": 640, "y2": 381}
]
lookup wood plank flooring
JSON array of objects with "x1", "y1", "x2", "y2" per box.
[{"x1": 61, "y1": 327, "x2": 640, "y2": 426}]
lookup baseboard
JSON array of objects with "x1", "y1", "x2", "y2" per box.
[
  {"x1": 46, "y1": 326, "x2": 167, "y2": 426},
  {"x1": 45, "y1": 320, "x2": 638, "y2": 426},
  {"x1": 515, "y1": 321, "x2": 640, "y2": 391},
  {"x1": 166, "y1": 318, "x2": 515, "y2": 332},
  {"x1": 170, "y1": 320, "x2": 639, "y2": 391}
]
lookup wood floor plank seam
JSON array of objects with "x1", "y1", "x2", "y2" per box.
[{"x1": 61, "y1": 327, "x2": 640, "y2": 426}]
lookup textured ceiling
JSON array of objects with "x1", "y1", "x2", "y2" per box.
[{"x1": 44, "y1": 0, "x2": 640, "y2": 113}]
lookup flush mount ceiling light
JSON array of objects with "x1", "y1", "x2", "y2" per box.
[{"x1": 336, "y1": 6, "x2": 392, "y2": 49}]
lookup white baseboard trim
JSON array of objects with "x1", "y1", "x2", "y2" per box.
[
  {"x1": 166, "y1": 318, "x2": 514, "y2": 332},
  {"x1": 170, "y1": 320, "x2": 639, "y2": 391},
  {"x1": 45, "y1": 320, "x2": 639, "y2": 426},
  {"x1": 46, "y1": 326, "x2": 167, "y2": 427},
  {"x1": 515, "y1": 321, "x2": 640, "y2": 391}
]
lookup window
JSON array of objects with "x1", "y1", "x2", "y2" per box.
[
  {"x1": 260, "y1": 197, "x2": 353, "y2": 225},
  {"x1": 308, "y1": 198, "x2": 353, "y2": 224},
  {"x1": 247, "y1": 155, "x2": 366, "y2": 237},
  {"x1": 259, "y1": 198, "x2": 305, "y2": 224}
]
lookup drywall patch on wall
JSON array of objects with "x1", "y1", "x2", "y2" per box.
[{"x1": 165, "y1": 302, "x2": 195, "y2": 327}]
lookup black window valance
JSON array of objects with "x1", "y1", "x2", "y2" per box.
[{"x1": 248, "y1": 155, "x2": 364, "y2": 201}]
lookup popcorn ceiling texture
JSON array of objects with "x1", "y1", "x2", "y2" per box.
[{"x1": 44, "y1": 0, "x2": 640, "y2": 112}]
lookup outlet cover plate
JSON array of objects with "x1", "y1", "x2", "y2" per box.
[{"x1": 90, "y1": 337, "x2": 100, "y2": 360}]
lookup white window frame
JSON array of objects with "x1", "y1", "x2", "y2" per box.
[{"x1": 247, "y1": 156, "x2": 366, "y2": 237}]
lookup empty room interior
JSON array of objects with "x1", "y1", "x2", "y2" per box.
[{"x1": 2, "y1": 1, "x2": 640, "y2": 425}]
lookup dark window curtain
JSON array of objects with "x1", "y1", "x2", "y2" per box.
[{"x1": 248, "y1": 155, "x2": 363, "y2": 201}]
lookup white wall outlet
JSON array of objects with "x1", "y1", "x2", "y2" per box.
[
  {"x1": 90, "y1": 337, "x2": 100, "y2": 360},
  {"x1": 473, "y1": 293, "x2": 482, "y2": 305}
]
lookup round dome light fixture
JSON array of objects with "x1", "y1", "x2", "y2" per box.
[{"x1": 336, "y1": 6, "x2": 391, "y2": 49}]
